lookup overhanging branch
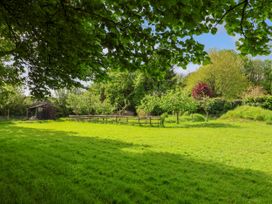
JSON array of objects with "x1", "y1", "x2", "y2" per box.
[{"x1": 215, "y1": 0, "x2": 248, "y2": 26}]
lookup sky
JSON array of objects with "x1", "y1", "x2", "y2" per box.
[{"x1": 176, "y1": 26, "x2": 272, "y2": 75}]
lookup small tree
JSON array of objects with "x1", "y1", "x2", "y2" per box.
[
  {"x1": 0, "y1": 85, "x2": 27, "y2": 119},
  {"x1": 67, "y1": 90, "x2": 115, "y2": 115},
  {"x1": 191, "y1": 83, "x2": 213, "y2": 121},
  {"x1": 161, "y1": 90, "x2": 196, "y2": 124},
  {"x1": 137, "y1": 95, "x2": 160, "y2": 116},
  {"x1": 200, "y1": 97, "x2": 211, "y2": 121},
  {"x1": 67, "y1": 92, "x2": 86, "y2": 115},
  {"x1": 95, "y1": 98, "x2": 115, "y2": 115}
]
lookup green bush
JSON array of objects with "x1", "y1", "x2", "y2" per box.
[
  {"x1": 180, "y1": 115, "x2": 192, "y2": 122},
  {"x1": 182, "y1": 111, "x2": 191, "y2": 116},
  {"x1": 191, "y1": 113, "x2": 206, "y2": 122},
  {"x1": 196, "y1": 98, "x2": 242, "y2": 117},
  {"x1": 244, "y1": 96, "x2": 272, "y2": 110},
  {"x1": 221, "y1": 106, "x2": 272, "y2": 122}
]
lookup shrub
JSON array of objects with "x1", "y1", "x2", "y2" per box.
[
  {"x1": 136, "y1": 109, "x2": 147, "y2": 117},
  {"x1": 182, "y1": 111, "x2": 191, "y2": 116},
  {"x1": 196, "y1": 98, "x2": 242, "y2": 117},
  {"x1": 242, "y1": 86, "x2": 266, "y2": 98},
  {"x1": 191, "y1": 113, "x2": 206, "y2": 122},
  {"x1": 160, "y1": 112, "x2": 169, "y2": 126},
  {"x1": 221, "y1": 106, "x2": 272, "y2": 122},
  {"x1": 192, "y1": 82, "x2": 213, "y2": 99},
  {"x1": 180, "y1": 115, "x2": 192, "y2": 122},
  {"x1": 244, "y1": 96, "x2": 272, "y2": 110}
]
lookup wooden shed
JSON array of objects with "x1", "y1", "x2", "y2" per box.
[{"x1": 27, "y1": 102, "x2": 56, "y2": 120}]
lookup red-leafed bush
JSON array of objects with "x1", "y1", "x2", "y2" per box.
[{"x1": 192, "y1": 82, "x2": 213, "y2": 99}]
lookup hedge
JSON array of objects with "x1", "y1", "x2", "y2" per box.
[
  {"x1": 243, "y1": 96, "x2": 272, "y2": 110},
  {"x1": 196, "y1": 98, "x2": 242, "y2": 117}
]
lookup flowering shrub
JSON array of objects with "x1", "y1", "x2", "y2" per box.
[{"x1": 192, "y1": 82, "x2": 213, "y2": 99}]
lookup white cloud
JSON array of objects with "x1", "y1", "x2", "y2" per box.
[{"x1": 174, "y1": 63, "x2": 200, "y2": 76}]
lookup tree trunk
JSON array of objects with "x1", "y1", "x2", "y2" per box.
[
  {"x1": 7, "y1": 109, "x2": 10, "y2": 120},
  {"x1": 205, "y1": 111, "x2": 209, "y2": 122},
  {"x1": 176, "y1": 112, "x2": 179, "y2": 124}
]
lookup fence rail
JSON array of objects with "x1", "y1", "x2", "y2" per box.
[{"x1": 69, "y1": 115, "x2": 161, "y2": 126}]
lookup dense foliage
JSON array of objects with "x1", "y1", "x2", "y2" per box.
[
  {"x1": 0, "y1": 1, "x2": 271, "y2": 96},
  {"x1": 67, "y1": 90, "x2": 114, "y2": 115},
  {"x1": 196, "y1": 98, "x2": 242, "y2": 117},
  {"x1": 244, "y1": 96, "x2": 272, "y2": 111},
  {"x1": 137, "y1": 89, "x2": 196, "y2": 123},
  {"x1": 137, "y1": 95, "x2": 162, "y2": 116},
  {"x1": 161, "y1": 89, "x2": 197, "y2": 123},
  {"x1": 243, "y1": 60, "x2": 272, "y2": 94},
  {"x1": 186, "y1": 50, "x2": 249, "y2": 99},
  {"x1": 0, "y1": 49, "x2": 271, "y2": 120},
  {"x1": 94, "y1": 69, "x2": 177, "y2": 113},
  {"x1": 0, "y1": 85, "x2": 30, "y2": 119}
]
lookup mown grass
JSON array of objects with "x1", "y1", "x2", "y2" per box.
[{"x1": 1, "y1": 120, "x2": 272, "y2": 203}]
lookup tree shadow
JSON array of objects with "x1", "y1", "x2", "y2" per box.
[
  {"x1": 169, "y1": 122, "x2": 241, "y2": 129},
  {"x1": 103, "y1": 121, "x2": 240, "y2": 129},
  {"x1": 0, "y1": 123, "x2": 271, "y2": 203}
]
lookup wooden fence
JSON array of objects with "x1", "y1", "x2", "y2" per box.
[{"x1": 69, "y1": 115, "x2": 161, "y2": 126}]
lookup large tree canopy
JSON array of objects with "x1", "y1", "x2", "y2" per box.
[{"x1": 0, "y1": 0, "x2": 271, "y2": 96}]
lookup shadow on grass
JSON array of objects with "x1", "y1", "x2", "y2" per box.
[
  {"x1": 168, "y1": 122, "x2": 241, "y2": 129},
  {"x1": 93, "y1": 121, "x2": 240, "y2": 129},
  {"x1": 0, "y1": 123, "x2": 271, "y2": 203},
  {"x1": 135, "y1": 121, "x2": 240, "y2": 129}
]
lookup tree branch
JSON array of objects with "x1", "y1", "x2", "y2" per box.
[
  {"x1": 240, "y1": 0, "x2": 248, "y2": 38},
  {"x1": 215, "y1": 0, "x2": 247, "y2": 26},
  {"x1": 0, "y1": 49, "x2": 16, "y2": 57}
]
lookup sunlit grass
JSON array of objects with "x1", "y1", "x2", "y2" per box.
[{"x1": 1, "y1": 120, "x2": 272, "y2": 203}]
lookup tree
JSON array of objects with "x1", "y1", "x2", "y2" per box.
[
  {"x1": 161, "y1": 90, "x2": 196, "y2": 124},
  {"x1": 186, "y1": 50, "x2": 249, "y2": 99},
  {"x1": 66, "y1": 89, "x2": 115, "y2": 115},
  {"x1": 243, "y1": 59, "x2": 266, "y2": 86},
  {"x1": 137, "y1": 95, "x2": 161, "y2": 116},
  {"x1": 52, "y1": 89, "x2": 72, "y2": 117},
  {"x1": 242, "y1": 86, "x2": 266, "y2": 98},
  {"x1": 0, "y1": 0, "x2": 271, "y2": 96},
  {"x1": 93, "y1": 69, "x2": 176, "y2": 113},
  {"x1": 0, "y1": 56, "x2": 23, "y2": 88},
  {"x1": 0, "y1": 85, "x2": 29, "y2": 119},
  {"x1": 262, "y1": 60, "x2": 272, "y2": 94},
  {"x1": 67, "y1": 91, "x2": 97, "y2": 115},
  {"x1": 243, "y1": 59, "x2": 272, "y2": 94}
]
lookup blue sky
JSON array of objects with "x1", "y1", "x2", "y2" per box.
[{"x1": 177, "y1": 26, "x2": 272, "y2": 75}]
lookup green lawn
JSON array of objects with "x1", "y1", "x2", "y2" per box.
[{"x1": 1, "y1": 120, "x2": 272, "y2": 203}]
